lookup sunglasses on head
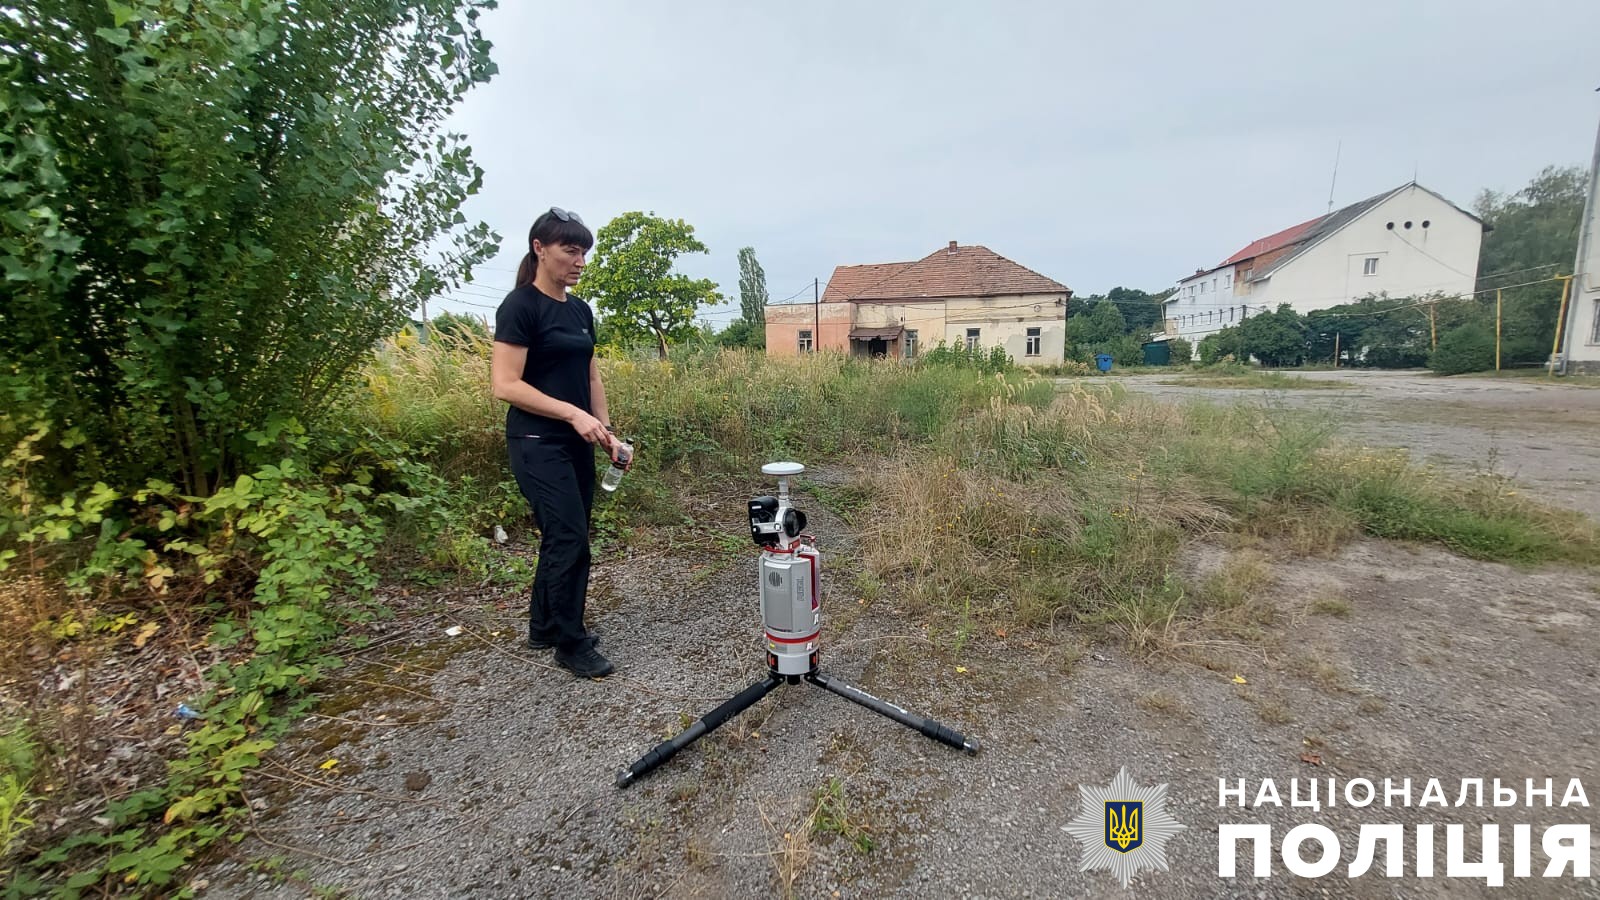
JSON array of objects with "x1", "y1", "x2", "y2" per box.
[{"x1": 549, "y1": 207, "x2": 584, "y2": 225}]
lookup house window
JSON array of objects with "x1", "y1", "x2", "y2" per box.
[
  {"x1": 1224, "y1": 274, "x2": 1232, "y2": 289},
  {"x1": 965, "y1": 328, "x2": 980, "y2": 350},
  {"x1": 1025, "y1": 327, "x2": 1041, "y2": 356},
  {"x1": 905, "y1": 329, "x2": 919, "y2": 358},
  {"x1": 1363, "y1": 257, "x2": 1379, "y2": 276},
  {"x1": 798, "y1": 329, "x2": 813, "y2": 353}
]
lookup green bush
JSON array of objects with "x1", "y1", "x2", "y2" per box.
[
  {"x1": 1166, "y1": 338, "x2": 1193, "y2": 365},
  {"x1": 1, "y1": 1, "x2": 497, "y2": 499},
  {"x1": 916, "y1": 342, "x2": 1015, "y2": 375},
  {"x1": 1430, "y1": 324, "x2": 1496, "y2": 375},
  {"x1": 1198, "y1": 328, "x2": 1247, "y2": 366}
]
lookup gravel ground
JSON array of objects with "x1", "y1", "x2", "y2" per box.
[
  {"x1": 188, "y1": 380, "x2": 1600, "y2": 898},
  {"x1": 1108, "y1": 368, "x2": 1600, "y2": 521}
]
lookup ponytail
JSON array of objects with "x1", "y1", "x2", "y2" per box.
[{"x1": 514, "y1": 252, "x2": 535, "y2": 289}]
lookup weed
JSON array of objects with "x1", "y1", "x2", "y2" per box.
[
  {"x1": 1290, "y1": 653, "x2": 1348, "y2": 693},
  {"x1": 812, "y1": 777, "x2": 874, "y2": 853},
  {"x1": 1137, "y1": 691, "x2": 1185, "y2": 716},
  {"x1": 1256, "y1": 699, "x2": 1296, "y2": 725},
  {"x1": 670, "y1": 779, "x2": 702, "y2": 804},
  {"x1": 0, "y1": 719, "x2": 38, "y2": 880},
  {"x1": 1310, "y1": 597, "x2": 1352, "y2": 618}
]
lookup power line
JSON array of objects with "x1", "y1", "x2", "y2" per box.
[
  {"x1": 773, "y1": 282, "x2": 814, "y2": 304},
  {"x1": 437, "y1": 297, "x2": 498, "y2": 311}
]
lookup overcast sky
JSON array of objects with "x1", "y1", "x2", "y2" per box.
[{"x1": 432, "y1": 0, "x2": 1600, "y2": 328}]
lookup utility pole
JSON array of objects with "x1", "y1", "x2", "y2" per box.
[
  {"x1": 1333, "y1": 331, "x2": 1340, "y2": 368},
  {"x1": 813, "y1": 278, "x2": 819, "y2": 353},
  {"x1": 420, "y1": 297, "x2": 429, "y2": 345},
  {"x1": 1495, "y1": 288, "x2": 1503, "y2": 371},
  {"x1": 1558, "y1": 96, "x2": 1600, "y2": 375},
  {"x1": 1549, "y1": 275, "x2": 1574, "y2": 376},
  {"x1": 1428, "y1": 300, "x2": 1437, "y2": 352}
]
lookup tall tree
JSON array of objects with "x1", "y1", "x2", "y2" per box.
[
  {"x1": 1473, "y1": 166, "x2": 1586, "y2": 364},
  {"x1": 1068, "y1": 299, "x2": 1127, "y2": 346},
  {"x1": 737, "y1": 246, "x2": 768, "y2": 348},
  {"x1": 579, "y1": 212, "x2": 722, "y2": 358},
  {"x1": 1106, "y1": 287, "x2": 1163, "y2": 332},
  {"x1": 0, "y1": 0, "x2": 497, "y2": 495},
  {"x1": 1237, "y1": 304, "x2": 1308, "y2": 367}
]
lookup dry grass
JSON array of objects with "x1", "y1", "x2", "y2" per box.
[
  {"x1": 1256, "y1": 698, "x2": 1296, "y2": 725},
  {"x1": 1137, "y1": 690, "x2": 1186, "y2": 716},
  {"x1": 761, "y1": 799, "x2": 819, "y2": 900},
  {"x1": 1356, "y1": 696, "x2": 1388, "y2": 716},
  {"x1": 1309, "y1": 596, "x2": 1352, "y2": 618},
  {"x1": 1164, "y1": 371, "x2": 1347, "y2": 390},
  {"x1": 358, "y1": 332, "x2": 503, "y2": 481},
  {"x1": 1290, "y1": 652, "x2": 1349, "y2": 693}
]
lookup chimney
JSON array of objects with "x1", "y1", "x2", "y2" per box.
[{"x1": 948, "y1": 240, "x2": 958, "y2": 254}]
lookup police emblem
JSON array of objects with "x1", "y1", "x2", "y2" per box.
[{"x1": 1064, "y1": 767, "x2": 1185, "y2": 888}]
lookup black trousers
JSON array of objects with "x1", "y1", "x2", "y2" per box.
[{"x1": 508, "y1": 436, "x2": 596, "y2": 651}]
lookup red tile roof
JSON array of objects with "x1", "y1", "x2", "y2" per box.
[
  {"x1": 819, "y1": 262, "x2": 912, "y2": 303},
  {"x1": 822, "y1": 243, "x2": 1068, "y2": 303},
  {"x1": 1219, "y1": 216, "x2": 1322, "y2": 267}
]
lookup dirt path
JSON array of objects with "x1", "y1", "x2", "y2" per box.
[
  {"x1": 193, "y1": 462, "x2": 1600, "y2": 898},
  {"x1": 1109, "y1": 369, "x2": 1600, "y2": 521}
]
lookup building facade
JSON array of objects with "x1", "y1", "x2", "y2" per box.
[
  {"x1": 767, "y1": 242, "x2": 1071, "y2": 365},
  {"x1": 1164, "y1": 183, "x2": 1485, "y2": 350}
]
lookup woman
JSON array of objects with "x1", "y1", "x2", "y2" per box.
[{"x1": 492, "y1": 207, "x2": 623, "y2": 678}]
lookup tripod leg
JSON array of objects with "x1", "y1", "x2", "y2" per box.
[
  {"x1": 806, "y1": 672, "x2": 980, "y2": 755},
  {"x1": 615, "y1": 673, "x2": 785, "y2": 788}
]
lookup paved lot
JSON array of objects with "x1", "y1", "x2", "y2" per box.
[{"x1": 1112, "y1": 369, "x2": 1600, "y2": 520}]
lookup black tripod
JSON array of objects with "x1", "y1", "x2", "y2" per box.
[
  {"x1": 615, "y1": 461, "x2": 979, "y2": 788},
  {"x1": 615, "y1": 668, "x2": 979, "y2": 788}
]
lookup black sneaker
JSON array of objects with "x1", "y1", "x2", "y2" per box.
[
  {"x1": 528, "y1": 632, "x2": 601, "y2": 651},
  {"x1": 554, "y1": 643, "x2": 614, "y2": 678}
]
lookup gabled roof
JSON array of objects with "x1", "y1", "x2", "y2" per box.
[
  {"x1": 1219, "y1": 216, "x2": 1321, "y2": 267},
  {"x1": 822, "y1": 243, "x2": 1068, "y2": 303},
  {"x1": 819, "y1": 262, "x2": 912, "y2": 303},
  {"x1": 1180, "y1": 182, "x2": 1485, "y2": 288},
  {"x1": 1246, "y1": 189, "x2": 1398, "y2": 282}
]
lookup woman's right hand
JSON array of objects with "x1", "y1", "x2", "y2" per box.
[{"x1": 568, "y1": 408, "x2": 612, "y2": 447}]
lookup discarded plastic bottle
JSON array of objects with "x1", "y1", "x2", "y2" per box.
[
  {"x1": 175, "y1": 703, "x2": 203, "y2": 720},
  {"x1": 601, "y1": 440, "x2": 633, "y2": 493}
]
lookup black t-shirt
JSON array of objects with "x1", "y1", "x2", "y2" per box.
[{"x1": 494, "y1": 286, "x2": 597, "y2": 439}]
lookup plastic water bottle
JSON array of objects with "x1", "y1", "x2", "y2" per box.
[{"x1": 601, "y1": 440, "x2": 632, "y2": 492}]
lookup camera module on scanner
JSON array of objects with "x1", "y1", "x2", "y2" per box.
[{"x1": 747, "y1": 496, "x2": 805, "y2": 547}]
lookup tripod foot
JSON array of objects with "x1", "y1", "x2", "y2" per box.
[
  {"x1": 807, "y1": 672, "x2": 979, "y2": 754},
  {"x1": 615, "y1": 673, "x2": 784, "y2": 788}
]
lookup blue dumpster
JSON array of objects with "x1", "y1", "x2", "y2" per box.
[{"x1": 1094, "y1": 353, "x2": 1114, "y2": 373}]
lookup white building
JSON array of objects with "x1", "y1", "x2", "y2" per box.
[
  {"x1": 1164, "y1": 183, "x2": 1486, "y2": 350},
  {"x1": 1560, "y1": 109, "x2": 1600, "y2": 376}
]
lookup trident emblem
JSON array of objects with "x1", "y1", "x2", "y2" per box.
[{"x1": 1105, "y1": 801, "x2": 1143, "y2": 853}]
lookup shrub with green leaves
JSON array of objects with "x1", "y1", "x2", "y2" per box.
[
  {"x1": 1430, "y1": 323, "x2": 1496, "y2": 376},
  {"x1": 0, "y1": 0, "x2": 498, "y2": 499}
]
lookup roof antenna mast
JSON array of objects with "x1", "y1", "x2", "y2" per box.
[{"x1": 1327, "y1": 139, "x2": 1341, "y2": 214}]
